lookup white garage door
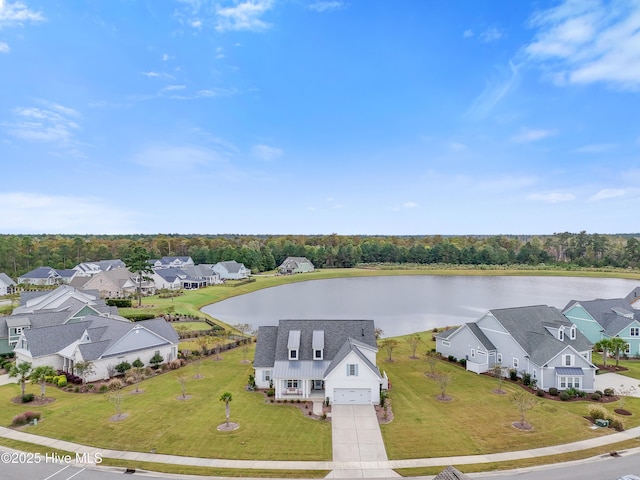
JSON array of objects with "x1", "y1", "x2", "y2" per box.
[{"x1": 334, "y1": 388, "x2": 371, "y2": 404}]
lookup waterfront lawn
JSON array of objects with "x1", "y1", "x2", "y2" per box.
[
  {"x1": 0, "y1": 345, "x2": 331, "y2": 461},
  {"x1": 380, "y1": 332, "x2": 640, "y2": 460}
]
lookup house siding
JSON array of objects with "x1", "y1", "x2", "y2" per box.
[
  {"x1": 616, "y1": 322, "x2": 640, "y2": 357},
  {"x1": 85, "y1": 344, "x2": 177, "y2": 382},
  {"x1": 324, "y1": 351, "x2": 381, "y2": 405},
  {"x1": 563, "y1": 305, "x2": 603, "y2": 343}
]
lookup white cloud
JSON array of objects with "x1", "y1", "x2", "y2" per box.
[
  {"x1": 463, "y1": 29, "x2": 473, "y2": 38},
  {"x1": 571, "y1": 143, "x2": 617, "y2": 153},
  {"x1": 449, "y1": 141, "x2": 467, "y2": 151},
  {"x1": 0, "y1": 192, "x2": 138, "y2": 234},
  {"x1": 141, "y1": 71, "x2": 161, "y2": 77},
  {"x1": 528, "y1": 192, "x2": 576, "y2": 203},
  {"x1": 0, "y1": 41, "x2": 8, "y2": 52},
  {"x1": 402, "y1": 202, "x2": 418, "y2": 208},
  {"x1": 465, "y1": 61, "x2": 520, "y2": 120},
  {"x1": 161, "y1": 84, "x2": 187, "y2": 92},
  {"x1": 308, "y1": 1, "x2": 347, "y2": 13},
  {"x1": 161, "y1": 54, "x2": 173, "y2": 62},
  {"x1": 0, "y1": 0, "x2": 45, "y2": 28},
  {"x1": 511, "y1": 128, "x2": 555, "y2": 143},
  {"x1": 215, "y1": 0, "x2": 274, "y2": 32},
  {"x1": 4, "y1": 102, "x2": 80, "y2": 144},
  {"x1": 524, "y1": 1, "x2": 640, "y2": 89},
  {"x1": 589, "y1": 188, "x2": 625, "y2": 201},
  {"x1": 480, "y1": 26, "x2": 504, "y2": 43},
  {"x1": 252, "y1": 144, "x2": 282, "y2": 161}
]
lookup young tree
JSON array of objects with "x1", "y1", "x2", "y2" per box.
[
  {"x1": 434, "y1": 371, "x2": 453, "y2": 401},
  {"x1": 177, "y1": 374, "x2": 188, "y2": 399},
  {"x1": 406, "y1": 333, "x2": 422, "y2": 359},
  {"x1": 220, "y1": 391, "x2": 233, "y2": 426},
  {"x1": 9, "y1": 361, "x2": 32, "y2": 396},
  {"x1": 609, "y1": 337, "x2": 628, "y2": 367},
  {"x1": 374, "y1": 327, "x2": 384, "y2": 340},
  {"x1": 490, "y1": 363, "x2": 505, "y2": 393},
  {"x1": 594, "y1": 338, "x2": 613, "y2": 368},
  {"x1": 74, "y1": 361, "x2": 95, "y2": 384},
  {"x1": 30, "y1": 365, "x2": 56, "y2": 397},
  {"x1": 107, "y1": 382, "x2": 125, "y2": 419},
  {"x1": 131, "y1": 358, "x2": 145, "y2": 393},
  {"x1": 425, "y1": 351, "x2": 439, "y2": 378},
  {"x1": 233, "y1": 323, "x2": 254, "y2": 363},
  {"x1": 122, "y1": 242, "x2": 153, "y2": 307},
  {"x1": 512, "y1": 390, "x2": 536, "y2": 428},
  {"x1": 150, "y1": 352, "x2": 164, "y2": 368},
  {"x1": 380, "y1": 338, "x2": 400, "y2": 362}
]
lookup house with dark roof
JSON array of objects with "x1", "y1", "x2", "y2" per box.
[
  {"x1": 149, "y1": 256, "x2": 195, "y2": 270},
  {"x1": 150, "y1": 268, "x2": 207, "y2": 290},
  {"x1": 0, "y1": 311, "x2": 73, "y2": 355},
  {"x1": 14, "y1": 315, "x2": 179, "y2": 382},
  {"x1": 254, "y1": 319, "x2": 386, "y2": 405},
  {"x1": 278, "y1": 257, "x2": 315, "y2": 274},
  {"x1": 0, "y1": 273, "x2": 17, "y2": 296},
  {"x1": 212, "y1": 260, "x2": 250, "y2": 280},
  {"x1": 436, "y1": 305, "x2": 597, "y2": 392},
  {"x1": 73, "y1": 259, "x2": 126, "y2": 277},
  {"x1": 563, "y1": 298, "x2": 640, "y2": 358}
]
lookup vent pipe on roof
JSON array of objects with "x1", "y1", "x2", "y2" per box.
[{"x1": 362, "y1": 328, "x2": 364, "y2": 337}]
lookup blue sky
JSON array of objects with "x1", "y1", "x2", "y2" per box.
[{"x1": 1, "y1": 0, "x2": 639, "y2": 235}]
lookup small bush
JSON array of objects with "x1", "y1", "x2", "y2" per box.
[
  {"x1": 588, "y1": 405, "x2": 608, "y2": 420},
  {"x1": 447, "y1": 355, "x2": 456, "y2": 363},
  {"x1": 11, "y1": 411, "x2": 41, "y2": 426},
  {"x1": 125, "y1": 376, "x2": 135, "y2": 384},
  {"x1": 267, "y1": 388, "x2": 275, "y2": 397},
  {"x1": 458, "y1": 358, "x2": 466, "y2": 368},
  {"x1": 590, "y1": 393, "x2": 602, "y2": 401},
  {"x1": 522, "y1": 372, "x2": 532, "y2": 386},
  {"x1": 106, "y1": 298, "x2": 132, "y2": 308},
  {"x1": 108, "y1": 378, "x2": 123, "y2": 391},
  {"x1": 509, "y1": 369, "x2": 518, "y2": 381},
  {"x1": 604, "y1": 388, "x2": 614, "y2": 396},
  {"x1": 115, "y1": 362, "x2": 132, "y2": 375},
  {"x1": 57, "y1": 376, "x2": 67, "y2": 388},
  {"x1": 559, "y1": 391, "x2": 571, "y2": 401},
  {"x1": 608, "y1": 416, "x2": 625, "y2": 431},
  {"x1": 595, "y1": 390, "x2": 604, "y2": 396},
  {"x1": 537, "y1": 389, "x2": 545, "y2": 397},
  {"x1": 548, "y1": 387, "x2": 559, "y2": 396},
  {"x1": 98, "y1": 385, "x2": 108, "y2": 393},
  {"x1": 21, "y1": 393, "x2": 35, "y2": 403}
]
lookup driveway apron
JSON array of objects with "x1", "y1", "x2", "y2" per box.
[
  {"x1": 595, "y1": 373, "x2": 640, "y2": 397},
  {"x1": 327, "y1": 404, "x2": 399, "y2": 478}
]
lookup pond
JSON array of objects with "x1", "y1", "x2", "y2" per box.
[{"x1": 202, "y1": 275, "x2": 639, "y2": 336}]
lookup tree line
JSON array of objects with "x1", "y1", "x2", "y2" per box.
[{"x1": 0, "y1": 231, "x2": 639, "y2": 278}]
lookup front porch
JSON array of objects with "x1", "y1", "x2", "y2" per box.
[{"x1": 275, "y1": 379, "x2": 326, "y2": 400}]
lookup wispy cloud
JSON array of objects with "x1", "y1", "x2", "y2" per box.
[
  {"x1": 571, "y1": 143, "x2": 617, "y2": 153},
  {"x1": 132, "y1": 145, "x2": 229, "y2": 170},
  {"x1": 161, "y1": 84, "x2": 187, "y2": 92},
  {"x1": 0, "y1": 41, "x2": 8, "y2": 52},
  {"x1": 528, "y1": 192, "x2": 575, "y2": 203},
  {"x1": 589, "y1": 188, "x2": 625, "y2": 201},
  {"x1": 402, "y1": 201, "x2": 418, "y2": 208},
  {"x1": 0, "y1": 0, "x2": 45, "y2": 28},
  {"x1": 216, "y1": 0, "x2": 274, "y2": 32},
  {"x1": 388, "y1": 201, "x2": 419, "y2": 211},
  {"x1": 449, "y1": 141, "x2": 467, "y2": 151},
  {"x1": 465, "y1": 61, "x2": 520, "y2": 120},
  {"x1": 141, "y1": 71, "x2": 161, "y2": 78},
  {"x1": 511, "y1": 128, "x2": 555, "y2": 143},
  {"x1": 0, "y1": 192, "x2": 138, "y2": 234},
  {"x1": 308, "y1": 1, "x2": 347, "y2": 13},
  {"x1": 524, "y1": 1, "x2": 640, "y2": 89},
  {"x1": 480, "y1": 26, "x2": 504, "y2": 43},
  {"x1": 3, "y1": 102, "x2": 81, "y2": 145},
  {"x1": 463, "y1": 29, "x2": 473, "y2": 38},
  {"x1": 252, "y1": 144, "x2": 282, "y2": 161}
]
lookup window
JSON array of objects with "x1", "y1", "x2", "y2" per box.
[
  {"x1": 470, "y1": 349, "x2": 476, "y2": 358},
  {"x1": 570, "y1": 326, "x2": 576, "y2": 340},
  {"x1": 289, "y1": 349, "x2": 298, "y2": 360},
  {"x1": 564, "y1": 354, "x2": 574, "y2": 366},
  {"x1": 558, "y1": 327, "x2": 565, "y2": 341},
  {"x1": 263, "y1": 370, "x2": 271, "y2": 382},
  {"x1": 496, "y1": 353, "x2": 502, "y2": 363},
  {"x1": 286, "y1": 379, "x2": 299, "y2": 388},
  {"x1": 512, "y1": 358, "x2": 519, "y2": 368},
  {"x1": 625, "y1": 343, "x2": 631, "y2": 354},
  {"x1": 314, "y1": 349, "x2": 323, "y2": 360},
  {"x1": 631, "y1": 327, "x2": 639, "y2": 337},
  {"x1": 441, "y1": 340, "x2": 450, "y2": 347},
  {"x1": 347, "y1": 364, "x2": 358, "y2": 376},
  {"x1": 559, "y1": 376, "x2": 581, "y2": 389},
  {"x1": 14, "y1": 327, "x2": 24, "y2": 335}
]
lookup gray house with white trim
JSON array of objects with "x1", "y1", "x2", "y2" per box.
[
  {"x1": 436, "y1": 305, "x2": 597, "y2": 392},
  {"x1": 0, "y1": 273, "x2": 17, "y2": 296},
  {"x1": 254, "y1": 319, "x2": 386, "y2": 405}
]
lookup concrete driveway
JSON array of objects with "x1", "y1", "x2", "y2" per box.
[
  {"x1": 328, "y1": 404, "x2": 399, "y2": 478},
  {"x1": 594, "y1": 372, "x2": 640, "y2": 397}
]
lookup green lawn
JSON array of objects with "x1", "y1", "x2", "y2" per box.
[
  {"x1": 380, "y1": 332, "x2": 640, "y2": 460},
  {"x1": 593, "y1": 352, "x2": 640, "y2": 381},
  {"x1": 0, "y1": 345, "x2": 331, "y2": 461}
]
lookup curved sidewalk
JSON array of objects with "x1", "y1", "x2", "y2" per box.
[{"x1": 1, "y1": 424, "x2": 639, "y2": 473}]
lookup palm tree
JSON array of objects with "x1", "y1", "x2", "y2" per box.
[
  {"x1": 30, "y1": 365, "x2": 56, "y2": 397},
  {"x1": 594, "y1": 338, "x2": 613, "y2": 368},
  {"x1": 9, "y1": 362, "x2": 33, "y2": 396},
  {"x1": 609, "y1": 337, "x2": 629, "y2": 367},
  {"x1": 219, "y1": 391, "x2": 233, "y2": 427}
]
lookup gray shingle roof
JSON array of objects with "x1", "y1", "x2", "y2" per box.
[
  {"x1": 324, "y1": 337, "x2": 381, "y2": 378},
  {"x1": 217, "y1": 261, "x2": 244, "y2": 273},
  {"x1": 22, "y1": 321, "x2": 89, "y2": 357},
  {"x1": 0, "y1": 311, "x2": 73, "y2": 338},
  {"x1": 565, "y1": 298, "x2": 639, "y2": 335},
  {"x1": 466, "y1": 323, "x2": 496, "y2": 350},
  {"x1": 491, "y1": 305, "x2": 592, "y2": 366},
  {"x1": 254, "y1": 326, "x2": 278, "y2": 368},
  {"x1": 0, "y1": 272, "x2": 16, "y2": 287}
]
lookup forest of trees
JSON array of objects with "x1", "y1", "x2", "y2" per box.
[{"x1": 1, "y1": 231, "x2": 640, "y2": 278}]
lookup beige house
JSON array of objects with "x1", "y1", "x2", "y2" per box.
[{"x1": 72, "y1": 268, "x2": 145, "y2": 298}]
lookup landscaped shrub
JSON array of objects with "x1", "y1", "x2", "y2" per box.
[
  {"x1": 21, "y1": 393, "x2": 35, "y2": 403},
  {"x1": 537, "y1": 389, "x2": 545, "y2": 397},
  {"x1": 559, "y1": 391, "x2": 571, "y2": 401},
  {"x1": 595, "y1": 390, "x2": 604, "y2": 396},
  {"x1": 266, "y1": 388, "x2": 275, "y2": 397},
  {"x1": 125, "y1": 376, "x2": 135, "y2": 384},
  {"x1": 458, "y1": 358, "x2": 466, "y2": 368},
  {"x1": 509, "y1": 369, "x2": 518, "y2": 381},
  {"x1": 115, "y1": 361, "x2": 132, "y2": 375},
  {"x1": 590, "y1": 393, "x2": 602, "y2": 401},
  {"x1": 588, "y1": 405, "x2": 608, "y2": 420},
  {"x1": 608, "y1": 416, "x2": 625, "y2": 431},
  {"x1": 106, "y1": 298, "x2": 132, "y2": 308},
  {"x1": 565, "y1": 387, "x2": 579, "y2": 397},
  {"x1": 548, "y1": 387, "x2": 559, "y2": 396},
  {"x1": 98, "y1": 384, "x2": 108, "y2": 393},
  {"x1": 122, "y1": 312, "x2": 156, "y2": 322},
  {"x1": 522, "y1": 373, "x2": 532, "y2": 386},
  {"x1": 108, "y1": 379, "x2": 123, "y2": 390},
  {"x1": 604, "y1": 388, "x2": 614, "y2": 396},
  {"x1": 11, "y1": 411, "x2": 41, "y2": 426},
  {"x1": 57, "y1": 376, "x2": 67, "y2": 387},
  {"x1": 150, "y1": 352, "x2": 164, "y2": 368},
  {"x1": 447, "y1": 355, "x2": 456, "y2": 363}
]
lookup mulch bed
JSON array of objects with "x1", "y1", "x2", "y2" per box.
[
  {"x1": 614, "y1": 408, "x2": 632, "y2": 416},
  {"x1": 595, "y1": 364, "x2": 629, "y2": 373},
  {"x1": 11, "y1": 396, "x2": 55, "y2": 406},
  {"x1": 512, "y1": 421, "x2": 533, "y2": 431}
]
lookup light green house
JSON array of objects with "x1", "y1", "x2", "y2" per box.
[{"x1": 563, "y1": 298, "x2": 640, "y2": 357}]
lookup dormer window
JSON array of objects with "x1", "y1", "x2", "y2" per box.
[
  {"x1": 312, "y1": 330, "x2": 324, "y2": 361},
  {"x1": 569, "y1": 325, "x2": 576, "y2": 340},
  {"x1": 288, "y1": 330, "x2": 301, "y2": 361},
  {"x1": 558, "y1": 326, "x2": 565, "y2": 341},
  {"x1": 289, "y1": 349, "x2": 298, "y2": 360}
]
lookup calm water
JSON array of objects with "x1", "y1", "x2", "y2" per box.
[{"x1": 202, "y1": 275, "x2": 639, "y2": 336}]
